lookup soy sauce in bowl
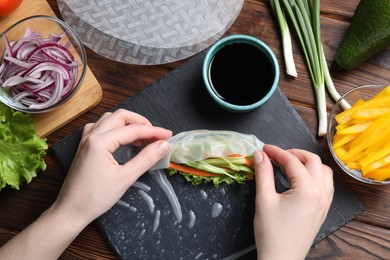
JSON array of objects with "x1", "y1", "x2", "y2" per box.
[
  {"x1": 208, "y1": 42, "x2": 275, "y2": 106},
  {"x1": 203, "y1": 34, "x2": 279, "y2": 113}
]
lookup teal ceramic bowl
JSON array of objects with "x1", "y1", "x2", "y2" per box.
[{"x1": 202, "y1": 34, "x2": 279, "y2": 113}]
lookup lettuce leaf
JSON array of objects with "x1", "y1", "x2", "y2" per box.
[
  {"x1": 168, "y1": 169, "x2": 248, "y2": 187},
  {"x1": 0, "y1": 102, "x2": 47, "y2": 190}
]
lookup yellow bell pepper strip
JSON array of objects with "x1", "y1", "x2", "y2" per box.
[
  {"x1": 362, "y1": 154, "x2": 390, "y2": 175},
  {"x1": 365, "y1": 138, "x2": 390, "y2": 155},
  {"x1": 332, "y1": 133, "x2": 357, "y2": 149},
  {"x1": 336, "y1": 121, "x2": 353, "y2": 131},
  {"x1": 340, "y1": 113, "x2": 390, "y2": 161},
  {"x1": 337, "y1": 118, "x2": 377, "y2": 131},
  {"x1": 364, "y1": 165, "x2": 390, "y2": 181},
  {"x1": 374, "y1": 85, "x2": 390, "y2": 99},
  {"x1": 360, "y1": 146, "x2": 390, "y2": 168},
  {"x1": 353, "y1": 107, "x2": 390, "y2": 120},
  {"x1": 354, "y1": 98, "x2": 365, "y2": 106},
  {"x1": 335, "y1": 96, "x2": 390, "y2": 125},
  {"x1": 338, "y1": 121, "x2": 373, "y2": 135},
  {"x1": 334, "y1": 147, "x2": 347, "y2": 160},
  {"x1": 334, "y1": 98, "x2": 364, "y2": 124},
  {"x1": 346, "y1": 161, "x2": 361, "y2": 170},
  {"x1": 346, "y1": 151, "x2": 366, "y2": 163}
]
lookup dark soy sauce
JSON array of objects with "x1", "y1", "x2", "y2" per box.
[{"x1": 208, "y1": 42, "x2": 275, "y2": 106}]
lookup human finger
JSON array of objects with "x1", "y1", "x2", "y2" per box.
[
  {"x1": 263, "y1": 145, "x2": 310, "y2": 185},
  {"x1": 120, "y1": 140, "x2": 170, "y2": 182},
  {"x1": 82, "y1": 123, "x2": 95, "y2": 138},
  {"x1": 322, "y1": 165, "x2": 334, "y2": 205},
  {"x1": 97, "y1": 124, "x2": 172, "y2": 153},
  {"x1": 288, "y1": 149, "x2": 334, "y2": 208},
  {"x1": 79, "y1": 112, "x2": 112, "y2": 139},
  {"x1": 96, "y1": 111, "x2": 112, "y2": 123},
  {"x1": 288, "y1": 149, "x2": 334, "y2": 194},
  {"x1": 92, "y1": 109, "x2": 152, "y2": 133},
  {"x1": 254, "y1": 150, "x2": 277, "y2": 199},
  {"x1": 287, "y1": 149, "x2": 326, "y2": 186},
  {"x1": 287, "y1": 149, "x2": 322, "y2": 172}
]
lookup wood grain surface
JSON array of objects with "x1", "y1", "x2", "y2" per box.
[{"x1": 0, "y1": 0, "x2": 389, "y2": 259}]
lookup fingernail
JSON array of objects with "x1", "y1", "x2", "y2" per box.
[
  {"x1": 157, "y1": 140, "x2": 170, "y2": 156},
  {"x1": 254, "y1": 151, "x2": 263, "y2": 165}
]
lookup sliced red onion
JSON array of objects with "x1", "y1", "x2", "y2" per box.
[
  {"x1": 2, "y1": 75, "x2": 44, "y2": 87},
  {"x1": 4, "y1": 56, "x2": 36, "y2": 68},
  {"x1": 0, "y1": 28, "x2": 80, "y2": 110}
]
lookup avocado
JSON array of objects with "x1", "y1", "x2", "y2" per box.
[{"x1": 335, "y1": 0, "x2": 390, "y2": 70}]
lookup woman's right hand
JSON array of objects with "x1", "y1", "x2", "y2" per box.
[{"x1": 253, "y1": 144, "x2": 334, "y2": 260}]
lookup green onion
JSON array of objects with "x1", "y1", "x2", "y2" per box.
[
  {"x1": 270, "y1": 0, "x2": 350, "y2": 136},
  {"x1": 270, "y1": 0, "x2": 297, "y2": 77},
  {"x1": 321, "y1": 47, "x2": 351, "y2": 110}
]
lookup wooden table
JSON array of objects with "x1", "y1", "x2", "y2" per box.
[{"x1": 1, "y1": 0, "x2": 389, "y2": 259}]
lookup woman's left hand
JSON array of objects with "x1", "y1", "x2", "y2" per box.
[{"x1": 51, "y1": 109, "x2": 172, "y2": 228}]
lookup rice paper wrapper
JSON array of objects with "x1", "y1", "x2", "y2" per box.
[{"x1": 151, "y1": 130, "x2": 264, "y2": 170}]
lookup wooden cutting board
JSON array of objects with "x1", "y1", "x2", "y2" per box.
[{"x1": 0, "y1": 0, "x2": 102, "y2": 137}]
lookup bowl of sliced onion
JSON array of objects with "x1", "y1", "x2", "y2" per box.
[{"x1": 0, "y1": 15, "x2": 86, "y2": 113}]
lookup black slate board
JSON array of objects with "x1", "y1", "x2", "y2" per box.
[{"x1": 52, "y1": 51, "x2": 363, "y2": 259}]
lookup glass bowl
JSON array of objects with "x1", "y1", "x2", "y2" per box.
[
  {"x1": 0, "y1": 15, "x2": 87, "y2": 113},
  {"x1": 327, "y1": 84, "x2": 390, "y2": 185}
]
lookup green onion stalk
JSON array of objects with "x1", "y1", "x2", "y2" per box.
[
  {"x1": 321, "y1": 47, "x2": 351, "y2": 111},
  {"x1": 270, "y1": 0, "x2": 350, "y2": 136},
  {"x1": 270, "y1": 0, "x2": 297, "y2": 77}
]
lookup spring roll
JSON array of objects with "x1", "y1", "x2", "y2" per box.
[{"x1": 151, "y1": 130, "x2": 264, "y2": 186}]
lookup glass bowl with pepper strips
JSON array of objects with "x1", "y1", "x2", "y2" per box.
[{"x1": 327, "y1": 84, "x2": 390, "y2": 185}]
